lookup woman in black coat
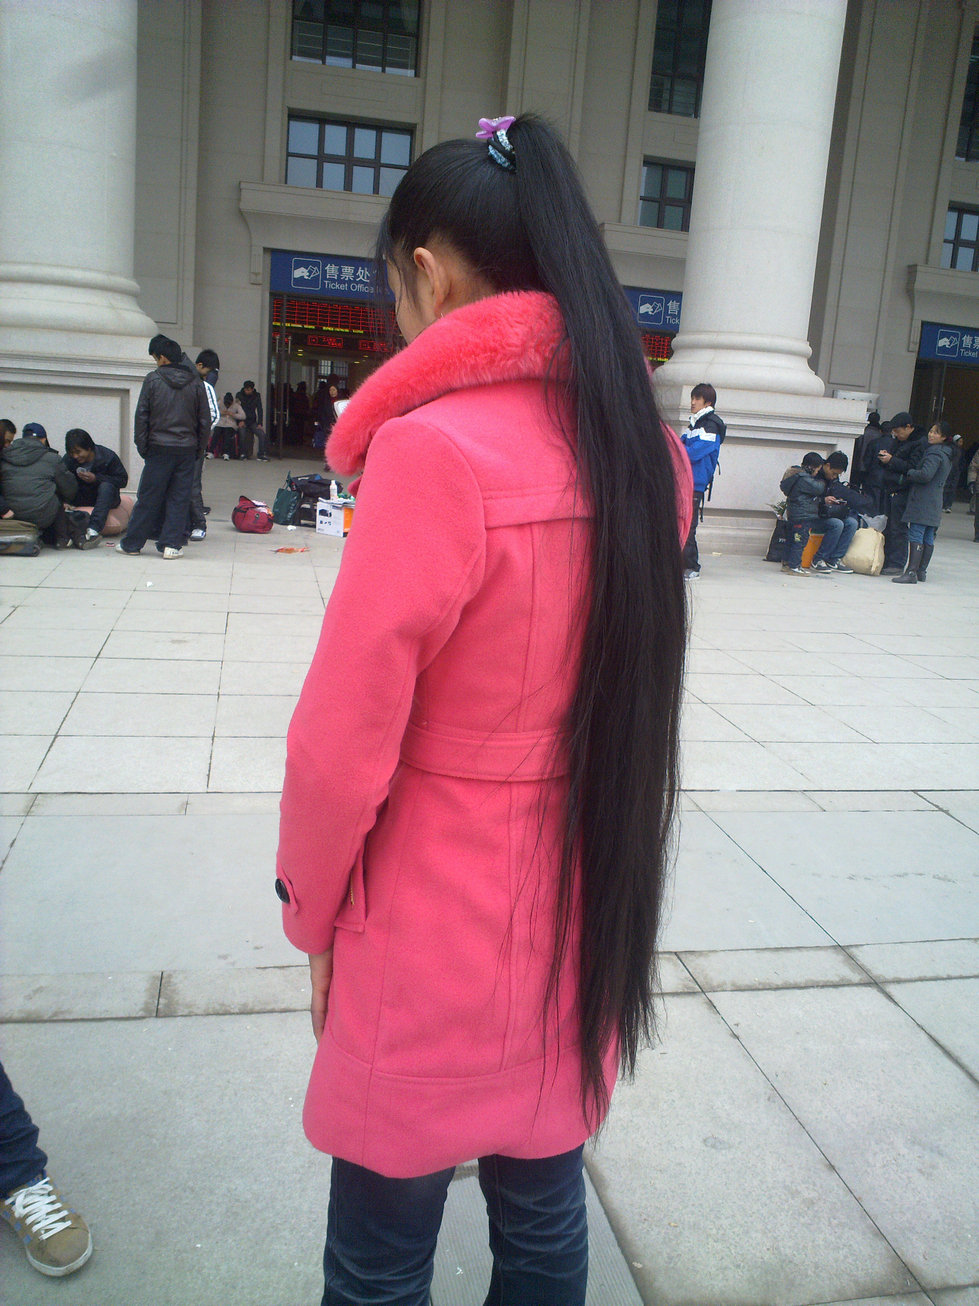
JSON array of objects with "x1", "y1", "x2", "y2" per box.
[{"x1": 893, "y1": 421, "x2": 955, "y2": 584}]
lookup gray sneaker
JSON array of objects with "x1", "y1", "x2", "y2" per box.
[
  {"x1": 810, "y1": 558, "x2": 832, "y2": 572},
  {"x1": 0, "y1": 1175, "x2": 92, "y2": 1277}
]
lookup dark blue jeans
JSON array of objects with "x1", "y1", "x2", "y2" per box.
[
  {"x1": 907, "y1": 521, "x2": 937, "y2": 546},
  {"x1": 813, "y1": 514, "x2": 859, "y2": 562},
  {"x1": 72, "y1": 477, "x2": 121, "y2": 534},
  {"x1": 0, "y1": 1059, "x2": 46, "y2": 1199},
  {"x1": 123, "y1": 447, "x2": 197, "y2": 551},
  {"x1": 322, "y1": 1146, "x2": 588, "y2": 1306}
]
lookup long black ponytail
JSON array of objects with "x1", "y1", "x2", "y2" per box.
[{"x1": 378, "y1": 114, "x2": 687, "y2": 1119}]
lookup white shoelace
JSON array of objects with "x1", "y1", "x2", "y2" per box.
[{"x1": 8, "y1": 1178, "x2": 73, "y2": 1239}]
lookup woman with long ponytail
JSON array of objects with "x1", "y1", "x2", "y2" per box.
[{"x1": 277, "y1": 113, "x2": 691, "y2": 1305}]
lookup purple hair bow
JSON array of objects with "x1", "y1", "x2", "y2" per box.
[{"x1": 476, "y1": 115, "x2": 516, "y2": 140}]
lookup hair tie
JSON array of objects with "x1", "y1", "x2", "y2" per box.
[{"x1": 476, "y1": 115, "x2": 516, "y2": 172}]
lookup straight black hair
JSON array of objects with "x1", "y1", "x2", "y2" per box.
[
  {"x1": 149, "y1": 334, "x2": 181, "y2": 364},
  {"x1": 64, "y1": 429, "x2": 95, "y2": 453},
  {"x1": 932, "y1": 419, "x2": 953, "y2": 441},
  {"x1": 197, "y1": 349, "x2": 220, "y2": 371},
  {"x1": 377, "y1": 114, "x2": 687, "y2": 1119},
  {"x1": 691, "y1": 382, "x2": 717, "y2": 407}
]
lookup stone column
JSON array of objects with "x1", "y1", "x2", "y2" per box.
[
  {"x1": 658, "y1": 0, "x2": 847, "y2": 394},
  {"x1": 0, "y1": 0, "x2": 157, "y2": 458},
  {"x1": 654, "y1": 0, "x2": 866, "y2": 543}
]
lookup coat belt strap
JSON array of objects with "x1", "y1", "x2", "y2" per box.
[{"x1": 400, "y1": 721, "x2": 570, "y2": 781}]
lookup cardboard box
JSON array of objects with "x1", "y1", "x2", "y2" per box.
[{"x1": 316, "y1": 498, "x2": 354, "y2": 536}]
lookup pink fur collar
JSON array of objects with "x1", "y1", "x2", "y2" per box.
[{"x1": 327, "y1": 291, "x2": 565, "y2": 475}]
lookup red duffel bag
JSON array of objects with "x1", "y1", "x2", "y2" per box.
[{"x1": 231, "y1": 495, "x2": 274, "y2": 533}]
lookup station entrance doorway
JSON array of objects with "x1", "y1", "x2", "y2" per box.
[
  {"x1": 912, "y1": 321, "x2": 979, "y2": 491},
  {"x1": 268, "y1": 294, "x2": 398, "y2": 458}
]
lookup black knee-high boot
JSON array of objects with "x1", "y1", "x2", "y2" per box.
[
  {"x1": 892, "y1": 541, "x2": 923, "y2": 583},
  {"x1": 917, "y1": 543, "x2": 934, "y2": 581}
]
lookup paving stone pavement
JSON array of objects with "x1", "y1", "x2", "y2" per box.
[{"x1": 1, "y1": 461, "x2": 977, "y2": 1305}]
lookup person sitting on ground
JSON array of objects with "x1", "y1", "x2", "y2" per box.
[
  {"x1": 236, "y1": 380, "x2": 270, "y2": 460},
  {"x1": 61, "y1": 429, "x2": 128, "y2": 549},
  {"x1": 811, "y1": 450, "x2": 870, "y2": 574},
  {"x1": 892, "y1": 420, "x2": 955, "y2": 584},
  {"x1": 0, "y1": 423, "x2": 77, "y2": 547},
  {"x1": 779, "y1": 451, "x2": 833, "y2": 576},
  {"x1": 215, "y1": 392, "x2": 246, "y2": 460}
]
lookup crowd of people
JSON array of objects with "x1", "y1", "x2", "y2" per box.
[
  {"x1": 0, "y1": 345, "x2": 276, "y2": 556},
  {"x1": 777, "y1": 409, "x2": 961, "y2": 584}
]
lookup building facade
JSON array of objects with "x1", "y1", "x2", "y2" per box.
[{"x1": 3, "y1": 0, "x2": 979, "y2": 533}]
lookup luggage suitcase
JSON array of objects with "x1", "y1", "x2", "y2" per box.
[{"x1": 0, "y1": 518, "x2": 41, "y2": 556}]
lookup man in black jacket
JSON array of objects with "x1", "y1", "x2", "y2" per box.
[
  {"x1": 118, "y1": 335, "x2": 211, "y2": 558},
  {"x1": 62, "y1": 429, "x2": 128, "y2": 548},
  {"x1": 236, "y1": 381, "x2": 270, "y2": 461},
  {"x1": 877, "y1": 412, "x2": 926, "y2": 574}
]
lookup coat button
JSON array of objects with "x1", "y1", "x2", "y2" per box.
[{"x1": 274, "y1": 877, "x2": 290, "y2": 904}]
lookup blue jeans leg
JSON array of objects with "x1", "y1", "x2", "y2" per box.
[
  {"x1": 89, "y1": 479, "x2": 121, "y2": 535},
  {"x1": 907, "y1": 522, "x2": 936, "y2": 546},
  {"x1": 321, "y1": 1147, "x2": 588, "y2": 1306},
  {"x1": 0, "y1": 1059, "x2": 46, "y2": 1199},
  {"x1": 322, "y1": 1158, "x2": 453, "y2": 1306},
  {"x1": 812, "y1": 516, "x2": 843, "y2": 562},
  {"x1": 826, "y1": 514, "x2": 859, "y2": 561},
  {"x1": 479, "y1": 1147, "x2": 588, "y2": 1306},
  {"x1": 786, "y1": 522, "x2": 811, "y2": 569}
]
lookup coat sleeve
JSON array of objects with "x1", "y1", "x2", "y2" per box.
[
  {"x1": 97, "y1": 450, "x2": 129, "y2": 490},
  {"x1": 276, "y1": 416, "x2": 487, "y2": 955},
  {"x1": 51, "y1": 454, "x2": 77, "y2": 503},
  {"x1": 196, "y1": 385, "x2": 212, "y2": 456},
  {"x1": 905, "y1": 449, "x2": 940, "y2": 484},
  {"x1": 134, "y1": 376, "x2": 152, "y2": 456}
]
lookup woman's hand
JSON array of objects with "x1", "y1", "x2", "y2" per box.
[{"x1": 308, "y1": 947, "x2": 334, "y2": 1043}]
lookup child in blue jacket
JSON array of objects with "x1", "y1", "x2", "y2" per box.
[{"x1": 681, "y1": 382, "x2": 726, "y2": 578}]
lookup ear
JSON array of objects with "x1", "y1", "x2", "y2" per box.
[{"x1": 410, "y1": 246, "x2": 452, "y2": 321}]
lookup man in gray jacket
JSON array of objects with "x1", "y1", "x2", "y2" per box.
[
  {"x1": 0, "y1": 423, "x2": 77, "y2": 547},
  {"x1": 118, "y1": 335, "x2": 211, "y2": 558}
]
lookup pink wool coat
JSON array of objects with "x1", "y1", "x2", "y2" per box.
[{"x1": 277, "y1": 291, "x2": 692, "y2": 1177}]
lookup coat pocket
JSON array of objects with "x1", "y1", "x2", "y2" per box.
[{"x1": 334, "y1": 846, "x2": 367, "y2": 933}]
